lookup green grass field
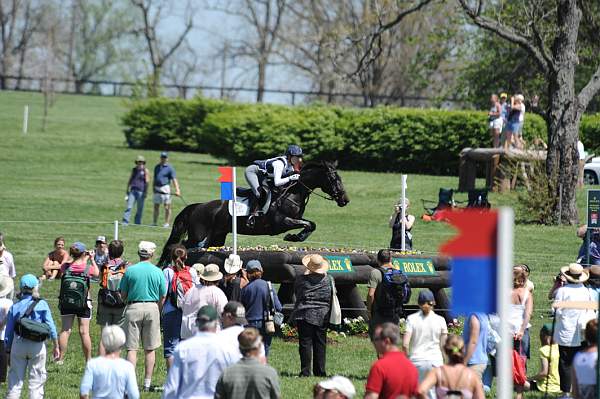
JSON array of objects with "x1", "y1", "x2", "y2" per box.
[{"x1": 0, "y1": 90, "x2": 589, "y2": 398}]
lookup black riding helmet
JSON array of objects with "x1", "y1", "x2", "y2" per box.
[{"x1": 285, "y1": 145, "x2": 303, "y2": 157}]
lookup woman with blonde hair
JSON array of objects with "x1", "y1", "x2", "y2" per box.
[
  {"x1": 418, "y1": 334, "x2": 484, "y2": 399},
  {"x1": 510, "y1": 268, "x2": 533, "y2": 399},
  {"x1": 503, "y1": 94, "x2": 525, "y2": 150}
]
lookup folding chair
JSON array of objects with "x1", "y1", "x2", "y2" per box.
[
  {"x1": 466, "y1": 189, "x2": 491, "y2": 209},
  {"x1": 421, "y1": 188, "x2": 455, "y2": 216}
]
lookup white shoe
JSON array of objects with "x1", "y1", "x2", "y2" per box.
[{"x1": 163, "y1": 223, "x2": 170, "y2": 228}]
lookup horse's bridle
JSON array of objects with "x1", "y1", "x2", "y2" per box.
[{"x1": 298, "y1": 162, "x2": 343, "y2": 202}]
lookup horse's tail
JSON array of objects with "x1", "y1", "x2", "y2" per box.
[{"x1": 158, "y1": 205, "x2": 193, "y2": 266}]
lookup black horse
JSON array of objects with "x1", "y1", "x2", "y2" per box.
[{"x1": 158, "y1": 161, "x2": 350, "y2": 264}]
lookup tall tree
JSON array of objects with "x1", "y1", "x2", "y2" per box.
[{"x1": 131, "y1": 0, "x2": 194, "y2": 97}]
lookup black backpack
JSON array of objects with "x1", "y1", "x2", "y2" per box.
[
  {"x1": 59, "y1": 262, "x2": 91, "y2": 313},
  {"x1": 15, "y1": 298, "x2": 51, "y2": 342},
  {"x1": 374, "y1": 267, "x2": 411, "y2": 319}
]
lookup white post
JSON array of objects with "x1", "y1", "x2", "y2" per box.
[
  {"x1": 401, "y1": 174, "x2": 407, "y2": 251},
  {"x1": 232, "y1": 167, "x2": 237, "y2": 255},
  {"x1": 114, "y1": 220, "x2": 119, "y2": 240},
  {"x1": 496, "y1": 207, "x2": 514, "y2": 399},
  {"x1": 22, "y1": 105, "x2": 29, "y2": 135}
]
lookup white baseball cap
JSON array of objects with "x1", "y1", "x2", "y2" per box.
[
  {"x1": 319, "y1": 376, "x2": 356, "y2": 398},
  {"x1": 138, "y1": 241, "x2": 157, "y2": 257}
]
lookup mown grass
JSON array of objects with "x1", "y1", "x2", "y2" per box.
[{"x1": 0, "y1": 90, "x2": 589, "y2": 398}]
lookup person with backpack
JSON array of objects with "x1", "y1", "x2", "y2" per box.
[
  {"x1": 57, "y1": 242, "x2": 99, "y2": 363},
  {"x1": 118, "y1": 241, "x2": 166, "y2": 392},
  {"x1": 162, "y1": 244, "x2": 197, "y2": 369},
  {"x1": 97, "y1": 240, "x2": 129, "y2": 354},
  {"x1": 367, "y1": 249, "x2": 411, "y2": 338},
  {"x1": 4, "y1": 274, "x2": 59, "y2": 399}
]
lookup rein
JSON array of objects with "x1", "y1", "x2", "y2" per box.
[{"x1": 298, "y1": 180, "x2": 335, "y2": 201}]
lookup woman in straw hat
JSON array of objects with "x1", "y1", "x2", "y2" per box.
[
  {"x1": 552, "y1": 263, "x2": 596, "y2": 396},
  {"x1": 0, "y1": 275, "x2": 13, "y2": 383},
  {"x1": 291, "y1": 254, "x2": 334, "y2": 377}
]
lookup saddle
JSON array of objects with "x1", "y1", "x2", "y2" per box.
[{"x1": 228, "y1": 187, "x2": 272, "y2": 217}]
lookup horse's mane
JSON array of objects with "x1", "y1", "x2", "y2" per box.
[{"x1": 300, "y1": 160, "x2": 336, "y2": 173}]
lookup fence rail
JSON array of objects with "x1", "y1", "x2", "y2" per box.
[{"x1": 0, "y1": 74, "x2": 466, "y2": 108}]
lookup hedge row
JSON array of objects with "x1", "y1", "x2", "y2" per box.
[{"x1": 122, "y1": 97, "x2": 597, "y2": 174}]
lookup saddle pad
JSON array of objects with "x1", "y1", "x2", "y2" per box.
[{"x1": 227, "y1": 190, "x2": 271, "y2": 217}]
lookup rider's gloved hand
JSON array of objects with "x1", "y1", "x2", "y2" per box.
[{"x1": 289, "y1": 174, "x2": 300, "y2": 181}]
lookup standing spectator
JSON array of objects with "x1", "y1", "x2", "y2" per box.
[
  {"x1": 93, "y1": 236, "x2": 109, "y2": 269},
  {"x1": 123, "y1": 155, "x2": 150, "y2": 226},
  {"x1": 503, "y1": 94, "x2": 525, "y2": 150},
  {"x1": 163, "y1": 305, "x2": 236, "y2": 399},
  {"x1": 552, "y1": 263, "x2": 593, "y2": 396},
  {"x1": 97, "y1": 240, "x2": 128, "y2": 355},
  {"x1": 219, "y1": 254, "x2": 247, "y2": 302},
  {"x1": 218, "y1": 301, "x2": 248, "y2": 361},
  {"x1": 291, "y1": 254, "x2": 333, "y2": 377},
  {"x1": 118, "y1": 240, "x2": 166, "y2": 392},
  {"x1": 488, "y1": 94, "x2": 503, "y2": 147},
  {"x1": 365, "y1": 322, "x2": 419, "y2": 399},
  {"x1": 578, "y1": 140, "x2": 587, "y2": 188},
  {"x1": 40, "y1": 236, "x2": 68, "y2": 280},
  {"x1": 180, "y1": 264, "x2": 227, "y2": 339},
  {"x1": 162, "y1": 244, "x2": 196, "y2": 368},
  {"x1": 417, "y1": 334, "x2": 485, "y2": 399},
  {"x1": 462, "y1": 312, "x2": 489, "y2": 381},
  {"x1": 153, "y1": 152, "x2": 181, "y2": 228},
  {"x1": 241, "y1": 259, "x2": 282, "y2": 357},
  {"x1": 572, "y1": 319, "x2": 598, "y2": 399},
  {"x1": 215, "y1": 327, "x2": 281, "y2": 399},
  {"x1": 499, "y1": 92, "x2": 509, "y2": 127},
  {"x1": 510, "y1": 268, "x2": 533, "y2": 399},
  {"x1": 5, "y1": 274, "x2": 59, "y2": 399},
  {"x1": 402, "y1": 289, "x2": 448, "y2": 399},
  {"x1": 576, "y1": 226, "x2": 600, "y2": 266},
  {"x1": 0, "y1": 275, "x2": 13, "y2": 383},
  {"x1": 80, "y1": 325, "x2": 139, "y2": 399},
  {"x1": 0, "y1": 240, "x2": 16, "y2": 279},
  {"x1": 515, "y1": 95, "x2": 526, "y2": 149},
  {"x1": 367, "y1": 250, "x2": 409, "y2": 338},
  {"x1": 314, "y1": 376, "x2": 356, "y2": 399},
  {"x1": 388, "y1": 199, "x2": 415, "y2": 251},
  {"x1": 57, "y1": 242, "x2": 99, "y2": 363}
]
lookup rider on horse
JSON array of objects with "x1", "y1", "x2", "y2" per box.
[{"x1": 244, "y1": 144, "x2": 303, "y2": 227}]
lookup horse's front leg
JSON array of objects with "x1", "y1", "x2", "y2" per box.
[{"x1": 281, "y1": 217, "x2": 316, "y2": 242}]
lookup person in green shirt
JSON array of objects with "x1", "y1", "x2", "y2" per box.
[{"x1": 118, "y1": 241, "x2": 166, "y2": 392}]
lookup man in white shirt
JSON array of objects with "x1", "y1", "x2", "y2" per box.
[
  {"x1": 0, "y1": 241, "x2": 16, "y2": 279},
  {"x1": 218, "y1": 301, "x2": 266, "y2": 363},
  {"x1": 163, "y1": 305, "x2": 237, "y2": 399},
  {"x1": 402, "y1": 289, "x2": 448, "y2": 399}
]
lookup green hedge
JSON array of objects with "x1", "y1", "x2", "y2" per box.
[
  {"x1": 122, "y1": 97, "x2": 553, "y2": 174},
  {"x1": 581, "y1": 114, "x2": 600, "y2": 156}
]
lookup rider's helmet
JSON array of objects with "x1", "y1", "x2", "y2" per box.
[{"x1": 285, "y1": 145, "x2": 303, "y2": 157}]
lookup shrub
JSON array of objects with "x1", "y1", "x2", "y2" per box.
[{"x1": 581, "y1": 114, "x2": 600, "y2": 156}]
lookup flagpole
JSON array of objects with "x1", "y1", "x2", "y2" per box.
[
  {"x1": 401, "y1": 174, "x2": 407, "y2": 252},
  {"x1": 232, "y1": 167, "x2": 237, "y2": 255},
  {"x1": 497, "y1": 207, "x2": 514, "y2": 399}
]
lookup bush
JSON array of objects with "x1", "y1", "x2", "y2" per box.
[
  {"x1": 581, "y1": 114, "x2": 600, "y2": 156},
  {"x1": 121, "y1": 98, "x2": 552, "y2": 174}
]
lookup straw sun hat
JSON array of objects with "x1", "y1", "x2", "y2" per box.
[
  {"x1": 560, "y1": 263, "x2": 589, "y2": 284},
  {"x1": 302, "y1": 254, "x2": 329, "y2": 274}
]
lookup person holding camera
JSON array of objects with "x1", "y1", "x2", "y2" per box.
[
  {"x1": 4, "y1": 274, "x2": 59, "y2": 398},
  {"x1": 389, "y1": 199, "x2": 415, "y2": 251}
]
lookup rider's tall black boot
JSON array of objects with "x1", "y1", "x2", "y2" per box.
[{"x1": 246, "y1": 193, "x2": 261, "y2": 228}]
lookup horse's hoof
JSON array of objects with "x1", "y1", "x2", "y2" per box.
[{"x1": 284, "y1": 233, "x2": 300, "y2": 242}]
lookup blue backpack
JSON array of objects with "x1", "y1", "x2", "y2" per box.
[{"x1": 375, "y1": 268, "x2": 411, "y2": 319}]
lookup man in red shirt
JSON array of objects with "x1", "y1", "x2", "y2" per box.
[{"x1": 365, "y1": 323, "x2": 419, "y2": 399}]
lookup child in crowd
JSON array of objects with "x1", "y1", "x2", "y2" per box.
[
  {"x1": 525, "y1": 324, "x2": 561, "y2": 394},
  {"x1": 93, "y1": 236, "x2": 109, "y2": 269},
  {"x1": 41, "y1": 236, "x2": 68, "y2": 280}
]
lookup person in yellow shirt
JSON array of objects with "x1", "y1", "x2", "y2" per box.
[{"x1": 526, "y1": 324, "x2": 561, "y2": 394}]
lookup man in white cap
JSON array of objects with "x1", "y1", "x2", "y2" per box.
[
  {"x1": 316, "y1": 376, "x2": 356, "y2": 399},
  {"x1": 118, "y1": 241, "x2": 166, "y2": 392}
]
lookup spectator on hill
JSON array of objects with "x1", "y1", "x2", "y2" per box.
[
  {"x1": 123, "y1": 155, "x2": 150, "y2": 226},
  {"x1": 40, "y1": 236, "x2": 68, "y2": 280},
  {"x1": 313, "y1": 376, "x2": 356, "y2": 399},
  {"x1": 463, "y1": 312, "x2": 489, "y2": 381},
  {"x1": 215, "y1": 327, "x2": 281, "y2": 399},
  {"x1": 504, "y1": 94, "x2": 525, "y2": 150},
  {"x1": 552, "y1": 263, "x2": 594, "y2": 396},
  {"x1": 488, "y1": 94, "x2": 503, "y2": 147},
  {"x1": 402, "y1": 289, "x2": 448, "y2": 399},
  {"x1": 576, "y1": 226, "x2": 600, "y2": 267},
  {"x1": 163, "y1": 305, "x2": 236, "y2": 399},
  {"x1": 181, "y1": 263, "x2": 227, "y2": 339},
  {"x1": 80, "y1": 325, "x2": 139, "y2": 399},
  {"x1": 5, "y1": 274, "x2": 59, "y2": 399},
  {"x1": 0, "y1": 240, "x2": 16, "y2": 280},
  {"x1": 118, "y1": 240, "x2": 166, "y2": 392},
  {"x1": 291, "y1": 254, "x2": 333, "y2": 377},
  {"x1": 389, "y1": 199, "x2": 415, "y2": 251},
  {"x1": 153, "y1": 152, "x2": 180, "y2": 228},
  {"x1": 418, "y1": 334, "x2": 485, "y2": 399},
  {"x1": 93, "y1": 236, "x2": 109, "y2": 269},
  {"x1": 510, "y1": 268, "x2": 533, "y2": 399},
  {"x1": 499, "y1": 92, "x2": 509, "y2": 128},
  {"x1": 97, "y1": 240, "x2": 129, "y2": 355},
  {"x1": 241, "y1": 259, "x2": 282, "y2": 357},
  {"x1": 219, "y1": 254, "x2": 247, "y2": 302},
  {"x1": 365, "y1": 322, "x2": 419, "y2": 399},
  {"x1": 0, "y1": 275, "x2": 13, "y2": 383},
  {"x1": 57, "y1": 242, "x2": 99, "y2": 363},
  {"x1": 162, "y1": 244, "x2": 197, "y2": 369},
  {"x1": 524, "y1": 324, "x2": 561, "y2": 395},
  {"x1": 572, "y1": 319, "x2": 598, "y2": 399}
]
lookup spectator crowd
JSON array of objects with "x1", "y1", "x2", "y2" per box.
[{"x1": 0, "y1": 230, "x2": 597, "y2": 399}]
